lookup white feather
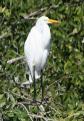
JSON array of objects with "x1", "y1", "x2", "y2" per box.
[{"x1": 23, "y1": 16, "x2": 51, "y2": 85}]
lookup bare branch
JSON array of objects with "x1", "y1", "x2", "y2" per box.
[
  {"x1": 23, "y1": 7, "x2": 47, "y2": 20},
  {"x1": 23, "y1": 2, "x2": 62, "y2": 20},
  {"x1": 17, "y1": 102, "x2": 53, "y2": 121},
  {"x1": 18, "y1": 102, "x2": 33, "y2": 121},
  {"x1": 7, "y1": 56, "x2": 24, "y2": 64}
]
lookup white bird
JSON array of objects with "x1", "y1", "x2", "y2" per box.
[{"x1": 23, "y1": 16, "x2": 59, "y2": 100}]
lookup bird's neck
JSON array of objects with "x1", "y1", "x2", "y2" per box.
[
  {"x1": 36, "y1": 22, "x2": 51, "y2": 49},
  {"x1": 36, "y1": 22, "x2": 49, "y2": 33}
]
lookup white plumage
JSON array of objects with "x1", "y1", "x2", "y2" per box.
[{"x1": 23, "y1": 16, "x2": 59, "y2": 85}]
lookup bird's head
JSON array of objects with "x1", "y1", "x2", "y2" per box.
[{"x1": 36, "y1": 16, "x2": 60, "y2": 25}]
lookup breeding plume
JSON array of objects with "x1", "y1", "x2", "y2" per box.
[{"x1": 23, "y1": 16, "x2": 59, "y2": 100}]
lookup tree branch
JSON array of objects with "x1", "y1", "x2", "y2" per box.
[
  {"x1": 17, "y1": 102, "x2": 53, "y2": 121},
  {"x1": 7, "y1": 56, "x2": 24, "y2": 64},
  {"x1": 22, "y1": 2, "x2": 62, "y2": 20}
]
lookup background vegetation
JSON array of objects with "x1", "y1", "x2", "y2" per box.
[{"x1": 0, "y1": 0, "x2": 84, "y2": 120}]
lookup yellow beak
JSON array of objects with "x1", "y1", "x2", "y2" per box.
[{"x1": 48, "y1": 19, "x2": 60, "y2": 24}]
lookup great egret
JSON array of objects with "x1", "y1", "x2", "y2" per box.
[{"x1": 23, "y1": 16, "x2": 59, "y2": 100}]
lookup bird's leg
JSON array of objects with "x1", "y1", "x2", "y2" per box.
[
  {"x1": 33, "y1": 65, "x2": 36, "y2": 102},
  {"x1": 41, "y1": 70, "x2": 44, "y2": 101}
]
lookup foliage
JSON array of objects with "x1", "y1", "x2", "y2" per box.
[{"x1": 0, "y1": 0, "x2": 84, "y2": 120}]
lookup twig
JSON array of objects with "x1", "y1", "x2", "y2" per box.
[
  {"x1": 23, "y1": 1, "x2": 83, "y2": 20},
  {"x1": 17, "y1": 102, "x2": 53, "y2": 121},
  {"x1": 18, "y1": 102, "x2": 33, "y2": 121},
  {"x1": 23, "y1": 7, "x2": 47, "y2": 20},
  {"x1": 23, "y1": 2, "x2": 62, "y2": 20},
  {"x1": 9, "y1": 91, "x2": 29, "y2": 101},
  {"x1": 18, "y1": 100, "x2": 48, "y2": 106},
  {"x1": 49, "y1": 2, "x2": 62, "y2": 10},
  {"x1": 9, "y1": 91, "x2": 48, "y2": 106},
  {"x1": 7, "y1": 56, "x2": 24, "y2": 64},
  {"x1": 47, "y1": 75, "x2": 68, "y2": 90}
]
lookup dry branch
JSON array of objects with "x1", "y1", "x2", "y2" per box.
[
  {"x1": 17, "y1": 102, "x2": 53, "y2": 121},
  {"x1": 23, "y1": 2, "x2": 62, "y2": 20},
  {"x1": 7, "y1": 56, "x2": 24, "y2": 64},
  {"x1": 23, "y1": 7, "x2": 47, "y2": 20}
]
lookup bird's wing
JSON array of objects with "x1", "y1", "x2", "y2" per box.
[{"x1": 24, "y1": 26, "x2": 43, "y2": 74}]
